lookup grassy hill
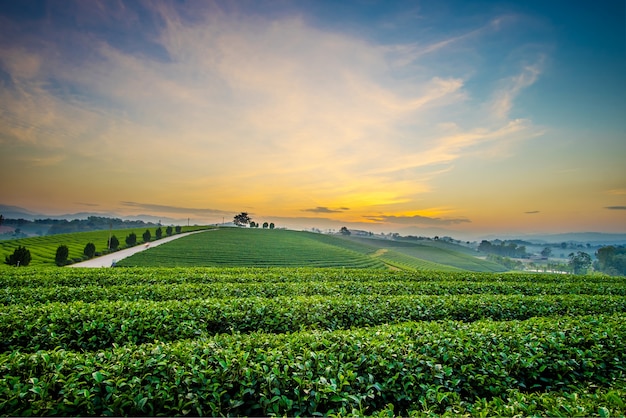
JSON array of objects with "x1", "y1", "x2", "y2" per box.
[
  {"x1": 0, "y1": 226, "x2": 211, "y2": 267},
  {"x1": 116, "y1": 228, "x2": 387, "y2": 268},
  {"x1": 335, "y1": 235, "x2": 507, "y2": 272},
  {"x1": 116, "y1": 228, "x2": 504, "y2": 272}
]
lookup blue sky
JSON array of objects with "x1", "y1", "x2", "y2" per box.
[{"x1": 0, "y1": 0, "x2": 624, "y2": 237}]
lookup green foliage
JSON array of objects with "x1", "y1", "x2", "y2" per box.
[
  {"x1": 4, "y1": 245, "x2": 31, "y2": 266},
  {"x1": 0, "y1": 267, "x2": 625, "y2": 415},
  {"x1": 55, "y1": 245, "x2": 69, "y2": 266},
  {"x1": 155, "y1": 227, "x2": 162, "y2": 239},
  {"x1": 595, "y1": 245, "x2": 626, "y2": 276},
  {"x1": 125, "y1": 232, "x2": 137, "y2": 246},
  {"x1": 269, "y1": 222, "x2": 275, "y2": 229},
  {"x1": 83, "y1": 242, "x2": 96, "y2": 258},
  {"x1": 142, "y1": 229, "x2": 151, "y2": 243},
  {"x1": 569, "y1": 251, "x2": 592, "y2": 274},
  {"x1": 0, "y1": 313, "x2": 624, "y2": 416},
  {"x1": 108, "y1": 235, "x2": 119, "y2": 250},
  {"x1": 166, "y1": 226, "x2": 173, "y2": 236},
  {"x1": 175, "y1": 225, "x2": 182, "y2": 234}
]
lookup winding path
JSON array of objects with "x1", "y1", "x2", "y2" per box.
[{"x1": 68, "y1": 229, "x2": 211, "y2": 268}]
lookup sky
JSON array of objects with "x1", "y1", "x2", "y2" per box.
[{"x1": 0, "y1": 0, "x2": 624, "y2": 238}]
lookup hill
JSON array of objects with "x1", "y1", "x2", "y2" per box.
[{"x1": 116, "y1": 228, "x2": 503, "y2": 272}]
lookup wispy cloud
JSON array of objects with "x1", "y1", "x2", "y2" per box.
[
  {"x1": 525, "y1": 211, "x2": 540, "y2": 214},
  {"x1": 605, "y1": 206, "x2": 626, "y2": 211},
  {"x1": 0, "y1": 2, "x2": 551, "y2": 225},
  {"x1": 302, "y1": 207, "x2": 349, "y2": 214}
]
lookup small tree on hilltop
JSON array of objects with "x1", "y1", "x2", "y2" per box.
[
  {"x1": 155, "y1": 227, "x2": 163, "y2": 240},
  {"x1": 269, "y1": 222, "x2": 275, "y2": 229},
  {"x1": 83, "y1": 243, "x2": 96, "y2": 259},
  {"x1": 340, "y1": 226, "x2": 351, "y2": 236},
  {"x1": 234, "y1": 212, "x2": 251, "y2": 227},
  {"x1": 55, "y1": 245, "x2": 69, "y2": 266},
  {"x1": 126, "y1": 232, "x2": 137, "y2": 246},
  {"x1": 5, "y1": 245, "x2": 31, "y2": 266},
  {"x1": 166, "y1": 226, "x2": 173, "y2": 236},
  {"x1": 263, "y1": 222, "x2": 269, "y2": 229},
  {"x1": 109, "y1": 235, "x2": 120, "y2": 250},
  {"x1": 143, "y1": 229, "x2": 152, "y2": 243}
]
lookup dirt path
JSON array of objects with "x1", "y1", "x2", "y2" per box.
[{"x1": 68, "y1": 229, "x2": 212, "y2": 268}]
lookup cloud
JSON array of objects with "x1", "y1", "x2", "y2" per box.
[
  {"x1": 302, "y1": 207, "x2": 349, "y2": 213},
  {"x1": 490, "y1": 57, "x2": 544, "y2": 120},
  {"x1": 120, "y1": 201, "x2": 230, "y2": 216},
  {"x1": 364, "y1": 214, "x2": 471, "y2": 226},
  {"x1": 605, "y1": 206, "x2": 626, "y2": 210},
  {"x1": 525, "y1": 210, "x2": 540, "y2": 214},
  {"x1": 0, "y1": 2, "x2": 548, "y2": 220}
]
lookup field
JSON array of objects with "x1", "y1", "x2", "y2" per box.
[
  {"x1": 0, "y1": 226, "x2": 211, "y2": 267},
  {"x1": 116, "y1": 228, "x2": 502, "y2": 272},
  {"x1": 1, "y1": 266, "x2": 625, "y2": 416}
]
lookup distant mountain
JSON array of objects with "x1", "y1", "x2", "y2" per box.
[
  {"x1": 0, "y1": 204, "x2": 43, "y2": 220},
  {"x1": 0, "y1": 204, "x2": 190, "y2": 225}
]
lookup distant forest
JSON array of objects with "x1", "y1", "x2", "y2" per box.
[{"x1": 1, "y1": 216, "x2": 158, "y2": 238}]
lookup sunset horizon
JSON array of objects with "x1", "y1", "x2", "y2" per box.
[{"x1": 1, "y1": 0, "x2": 624, "y2": 239}]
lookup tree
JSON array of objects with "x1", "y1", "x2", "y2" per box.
[
  {"x1": 263, "y1": 222, "x2": 269, "y2": 229},
  {"x1": 340, "y1": 226, "x2": 351, "y2": 236},
  {"x1": 143, "y1": 229, "x2": 152, "y2": 242},
  {"x1": 269, "y1": 223, "x2": 275, "y2": 229},
  {"x1": 5, "y1": 245, "x2": 31, "y2": 266},
  {"x1": 155, "y1": 227, "x2": 163, "y2": 239},
  {"x1": 0, "y1": 214, "x2": 3, "y2": 227},
  {"x1": 55, "y1": 245, "x2": 69, "y2": 266},
  {"x1": 126, "y1": 232, "x2": 137, "y2": 246},
  {"x1": 166, "y1": 226, "x2": 173, "y2": 236},
  {"x1": 541, "y1": 247, "x2": 552, "y2": 258},
  {"x1": 175, "y1": 225, "x2": 182, "y2": 234},
  {"x1": 83, "y1": 243, "x2": 96, "y2": 259},
  {"x1": 234, "y1": 212, "x2": 251, "y2": 227},
  {"x1": 568, "y1": 251, "x2": 592, "y2": 274},
  {"x1": 109, "y1": 235, "x2": 120, "y2": 250},
  {"x1": 250, "y1": 221, "x2": 257, "y2": 228}
]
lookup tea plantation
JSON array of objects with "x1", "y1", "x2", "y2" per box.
[{"x1": 1, "y1": 266, "x2": 625, "y2": 416}]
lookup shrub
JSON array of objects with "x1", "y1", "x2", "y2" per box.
[
  {"x1": 166, "y1": 226, "x2": 173, "y2": 236},
  {"x1": 155, "y1": 227, "x2": 162, "y2": 240},
  {"x1": 55, "y1": 245, "x2": 69, "y2": 266},
  {"x1": 142, "y1": 229, "x2": 151, "y2": 243},
  {"x1": 109, "y1": 235, "x2": 120, "y2": 250},
  {"x1": 125, "y1": 233, "x2": 137, "y2": 246},
  {"x1": 83, "y1": 243, "x2": 96, "y2": 259},
  {"x1": 4, "y1": 246, "x2": 31, "y2": 266},
  {"x1": 175, "y1": 226, "x2": 182, "y2": 234}
]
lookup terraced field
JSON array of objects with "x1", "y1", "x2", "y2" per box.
[
  {"x1": 1, "y1": 267, "x2": 625, "y2": 416},
  {"x1": 0, "y1": 226, "x2": 211, "y2": 266},
  {"x1": 115, "y1": 228, "x2": 499, "y2": 272},
  {"x1": 116, "y1": 228, "x2": 387, "y2": 268}
]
